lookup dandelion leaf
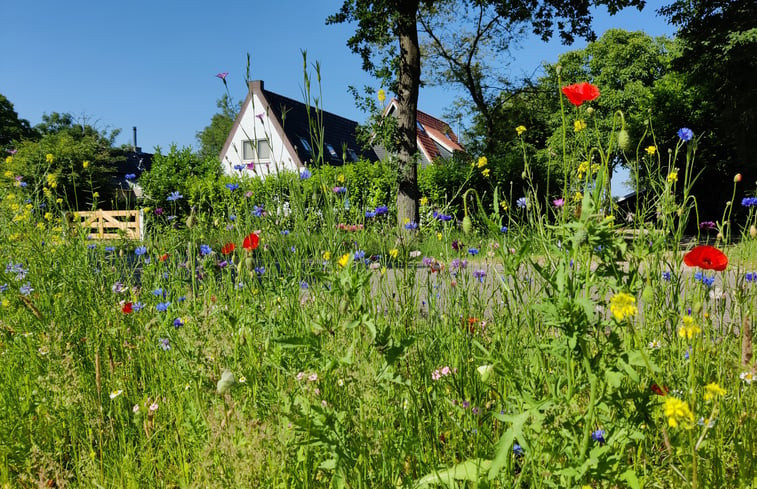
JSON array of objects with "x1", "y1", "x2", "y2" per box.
[{"x1": 414, "y1": 458, "x2": 491, "y2": 488}]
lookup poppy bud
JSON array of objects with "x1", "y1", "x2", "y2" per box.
[
  {"x1": 617, "y1": 129, "x2": 631, "y2": 152},
  {"x1": 750, "y1": 225, "x2": 757, "y2": 238},
  {"x1": 734, "y1": 173, "x2": 742, "y2": 183},
  {"x1": 586, "y1": 107, "x2": 594, "y2": 117},
  {"x1": 693, "y1": 301, "x2": 702, "y2": 315},
  {"x1": 462, "y1": 216, "x2": 473, "y2": 235},
  {"x1": 216, "y1": 370, "x2": 236, "y2": 395},
  {"x1": 642, "y1": 285, "x2": 655, "y2": 304}
]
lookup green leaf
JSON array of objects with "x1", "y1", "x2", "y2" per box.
[
  {"x1": 619, "y1": 469, "x2": 642, "y2": 489},
  {"x1": 488, "y1": 411, "x2": 529, "y2": 479},
  {"x1": 414, "y1": 459, "x2": 491, "y2": 487}
]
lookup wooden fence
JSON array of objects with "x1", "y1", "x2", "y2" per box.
[{"x1": 72, "y1": 210, "x2": 143, "y2": 240}]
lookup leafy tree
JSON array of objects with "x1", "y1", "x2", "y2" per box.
[
  {"x1": 328, "y1": 0, "x2": 646, "y2": 227},
  {"x1": 196, "y1": 94, "x2": 239, "y2": 161},
  {"x1": 0, "y1": 94, "x2": 36, "y2": 152},
  {"x1": 659, "y1": 0, "x2": 757, "y2": 216},
  {"x1": 139, "y1": 144, "x2": 221, "y2": 213}
]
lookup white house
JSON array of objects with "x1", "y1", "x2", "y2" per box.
[{"x1": 219, "y1": 80, "x2": 377, "y2": 177}]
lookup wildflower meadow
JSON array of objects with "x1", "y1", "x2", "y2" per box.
[{"x1": 2, "y1": 80, "x2": 757, "y2": 489}]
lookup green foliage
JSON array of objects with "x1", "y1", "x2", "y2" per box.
[
  {"x1": 139, "y1": 144, "x2": 221, "y2": 211},
  {"x1": 196, "y1": 94, "x2": 239, "y2": 161},
  {"x1": 0, "y1": 93, "x2": 36, "y2": 151}
]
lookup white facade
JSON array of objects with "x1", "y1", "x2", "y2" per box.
[{"x1": 220, "y1": 91, "x2": 300, "y2": 179}]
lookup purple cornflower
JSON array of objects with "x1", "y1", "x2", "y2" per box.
[
  {"x1": 662, "y1": 271, "x2": 671, "y2": 281},
  {"x1": 300, "y1": 169, "x2": 311, "y2": 180},
  {"x1": 699, "y1": 221, "x2": 716, "y2": 231},
  {"x1": 166, "y1": 191, "x2": 183, "y2": 202},
  {"x1": 591, "y1": 429, "x2": 606, "y2": 444},
  {"x1": 134, "y1": 246, "x2": 147, "y2": 256},
  {"x1": 254, "y1": 266, "x2": 265, "y2": 275},
  {"x1": 746, "y1": 272, "x2": 756, "y2": 283},
  {"x1": 173, "y1": 318, "x2": 184, "y2": 328},
  {"x1": 332, "y1": 186, "x2": 346, "y2": 194},
  {"x1": 159, "y1": 338, "x2": 171, "y2": 351},
  {"x1": 468, "y1": 247, "x2": 479, "y2": 256},
  {"x1": 473, "y1": 269, "x2": 486, "y2": 283},
  {"x1": 216, "y1": 72, "x2": 229, "y2": 80},
  {"x1": 111, "y1": 281, "x2": 127, "y2": 293},
  {"x1": 354, "y1": 250, "x2": 365, "y2": 260}
]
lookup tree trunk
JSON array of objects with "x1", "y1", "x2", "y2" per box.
[{"x1": 395, "y1": 1, "x2": 421, "y2": 229}]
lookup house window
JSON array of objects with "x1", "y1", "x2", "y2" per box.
[
  {"x1": 325, "y1": 143, "x2": 339, "y2": 159},
  {"x1": 243, "y1": 139, "x2": 271, "y2": 161},
  {"x1": 298, "y1": 137, "x2": 312, "y2": 154}
]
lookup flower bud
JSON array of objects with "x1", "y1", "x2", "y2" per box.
[
  {"x1": 642, "y1": 285, "x2": 655, "y2": 304},
  {"x1": 586, "y1": 107, "x2": 594, "y2": 117},
  {"x1": 693, "y1": 301, "x2": 702, "y2": 315},
  {"x1": 477, "y1": 365, "x2": 494, "y2": 384},
  {"x1": 734, "y1": 173, "x2": 742, "y2": 183},
  {"x1": 617, "y1": 129, "x2": 631, "y2": 152},
  {"x1": 462, "y1": 216, "x2": 473, "y2": 235},
  {"x1": 750, "y1": 225, "x2": 757, "y2": 238}
]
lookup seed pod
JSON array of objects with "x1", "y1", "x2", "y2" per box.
[{"x1": 216, "y1": 370, "x2": 236, "y2": 395}]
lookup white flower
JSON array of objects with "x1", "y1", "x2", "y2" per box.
[
  {"x1": 132, "y1": 404, "x2": 140, "y2": 413},
  {"x1": 109, "y1": 389, "x2": 123, "y2": 400},
  {"x1": 476, "y1": 364, "x2": 494, "y2": 383},
  {"x1": 648, "y1": 339, "x2": 662, "y2": 349},
  {"x1": 238, "y1": 376, "x2": 247, "y2": 384},
  {"x1": 337, "y1": 378, "x2": 345, "y2": 387},
  {"x1": 308, "y1": 372, "x2": 318, "y2": 382},
  {"x1": 409, "y1": 250, "x2": 422, "y2": 258},
  {"x1": 709, "y1": 287, "x2": 726, "y2": 301},
  {"x1": 740, "y1": 371, "x2": 754, "y2": 385}
]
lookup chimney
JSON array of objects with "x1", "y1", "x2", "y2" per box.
[{"x1": 132, "y1": 126, "x2": 141, "y2": 153}]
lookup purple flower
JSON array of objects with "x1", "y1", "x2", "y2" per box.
[
  {"x1": 332, "y1": 186, "x2": 347, "y2": 194},
  {"x1": 173, "y1": 318, "x2": 184, "y2": 328},
  {"x1": 662, "y1": 271, "x2": 671, "y2": 281},
  {"x1": 473, "y1": 268, "x2": 486, "y2": 283},
  {"x1": 552, "y1": 198, "x2": 565, "y2": 207},
  {"x1": 134, "y1": 246, "x2": 147, "y2": 256},
  {"x1": 159, "y1": 337, "x2": 171, "y2": 350},
  {"x1": 166, "y1": 191, "x2": 183, "y2": 202},
  {"x1": 154, "y1": 208, "x2": 164, "y2": 215},
  {"x1": 591, "y1": 429, "x2": 606, "y2": 444},
  {"x1": 19, "y1": 282, "x2": 33, "y2": 296},
  {"x1": 677, "y1": 127, "x2": 694, "y2": 141},
  {"x1": 216, "y1": 72, "x2": 229, "y2": 80},
  {"x1": 300, "y1": 169, "x2": 311, "y2": 180},
  {"x1": 699, "y1": 221, "x2": 716, "y2": 230}
]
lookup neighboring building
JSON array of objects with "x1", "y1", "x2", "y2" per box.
[
  {"x1": 219, "y1": 80, "x2": 377, "y2": 177},
  {"x1": 374, "y1": 98, "x2": 465, "y2": 167}
]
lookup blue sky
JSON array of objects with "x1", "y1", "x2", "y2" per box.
[{"x1": 3, "y1": 0, "x2": 675, "y2": 158}]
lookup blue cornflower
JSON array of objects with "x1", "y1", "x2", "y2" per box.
[
  {"x1": 694, "y1": 271, "x2": 715, "y2": 288},
  {"x1": 173, "y1": 318, "x2": 184, "y2": 328},
  {"x1": 166, "y1": 191, "x2": 183, "y2": 202},
  {"x1": 125, "y1": 173, "x2": 136, "y2": 180},
  {"x1": 132, "y1": 302, "x2": 144, "y2": 311},
  {"x1": 0, "y1": 283, "x2": 8, "y2": 293},
  {"x1": 159, "y1": 338, "x2": 171, "y2": 351},
  {"x1": 677, "y1": 127, "x2": 694, "y2": 142},
  {"x1": 290, "y1": 246, "x2": 296, "y2": 253},
  {"x1": 741, "y1": 197, "x2": 757, "y2": 207},
  {"x1": 152, "y1": 288, "x2": 166, "y2": 298},
  {"x1": 500, "y1": 226, "x2": 508, "y2": 233},
  {"x1": 199, "y1": 244, "x2": 212, "y2": 256},
  {"x1": 233, "y1": 164, "x2": 245, "y2": 171},
  {"x1": 374, "y1": 205, "x2": 388, "y2": 216},
  {"x1": 19, "y1": 282, "x2": 33, "y2": 296},
  {"x1": 87, "y1": 244, "x2": 97, "y2": 250},
  {"x1": 513, "y1": 443, "x2": 524, "y2": 456},
  {"x1": 662, "y1": 271, "x2": 671, "y2": 281},
  {"x1": 354, "y1": 250, "x2": 366, "y2": 260},
  {"x1": 225, "y1": 183, "x2": 240, "y2": 191},
  {"x1": 105, "y1": 246, "x2": 115, "y2": 252},
  {"x1": 365, "y1": 210, "x2": 376, "y2": 218},
  {"x1": 19, "y1": 181, "x2": 27, "y2": 187},
  {"x1": 228, "y1": 214, "x2": 236, "y2": 222},
  {"x1": 7, "y1": 263, "x2": 28, "y2": 280},
  {"x1": 254, "y1": 266, "x2": 265, "y2": 275},
  {"x1": 516, "y1": 197, "x2": 527, "y2": 209},
  {"x1": 134, "y1": 246, "x2": 147, "y2": 256},
  {"x1": 280, "y1": 229, "x2": 290, "y2": 235},
  {"x1": 591, "y1": 429, "x2": 606, "y2": 444},
  {"x1": 746, "y1": 272, "x2": 756, "y2": 283},
  {"x1": 404, "y1": 221, "x2": 418, "y2": 230},
  {"x1": 300, "y1": 169, "x2": 312, "y2": 180},
  {"x1": 156, "y1": 302, "x2": 171, "y2": 312},
  {"x1": 252, "y1": 205, "x2": 264, "y2": 217},
  {"x1": 468, "y1": 247, "x2": 479, "y2": 256},
  {"x1": 300, "y1": 281, "x2": 309, "y2": 289}
]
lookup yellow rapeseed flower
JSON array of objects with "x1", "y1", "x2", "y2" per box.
[
  {"x1": 609, "y1": 292, "x2": 637, "y2": 321},
  {"x1": 420, "y1": 196, "x2": 428, "y2": 206},
  {"x1": 437, "y1": 232, "x2": 442, "y2": 240},
  {"x1": 646, "y1": 146, "x2": 656, "y2": 155},
  {"x1": 678, "y1": 315, "x2": 701, "y2": 339},
  {"x1": 703, "y1": 382, "x2": 726, "y2": 401},
  {"x1": 4, "y1": 170, "x2": 14, "y2": 178},
  {"x1": 573, "y1": 191, "x2": 583, "y2": 202},
  {"x1": 56, "y1": 198, "x2": 63, "y2": 204},
  {"x1": 389, "y1": 248, "x2": 399, "y2": 259},
  {"x1": 515, "y1": 125, "x2": 526, "y2": 136},
  {"x1": 82, "y1": 160, "x2": 90, "y2": 169},
  {"x1": 377, "y1": 89, "x2": 386, "y2": 103},
  {"x1": 44, "y1": 212, "x2": 53, "y2": 221},
  {"x1": 664, "y1": 397, "x2": 694, "y2": 428},
  {"x1": 322, "y1": 251, "x2": 331, "y2": 261},
  {"x1": 577, "y1": 161, "x2": 589, "y2": 179},
  {"x1": 574, "y1": 119, "x2": 587, "y2": 132},
  {"x1": 477, "y1": 156, "x2": 487, "y2": 168},
  {"x1": 337, "y1": 253, "x2": 350, "y2": 268},
  {"x1": 481, "y1": 168, "x2": 490, "y2": 178},
  {"x1": 5, "y1": 156, "x2": 12, "y2": 164},
  {"x1": 667, "y1": 171, "x2": 678, "y2": 183},
  {"x1": 337, "y1": 173, "x2": 345, "y2": 183},
  {"x1": 45, "y1": 153, "x2": 54, "y2": 163}
]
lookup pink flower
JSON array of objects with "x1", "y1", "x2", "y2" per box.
[
  {"x1": 149, "y1": 402, "x2": 159, "y2": 412},
  {"x1": 552, "y1": 198, "x2": 565, "y2": 207},
  {"x1": 255, "y1": 113, "x2": 265, "y2": 122},
  {"x1": 216, "y1": 72, "x2": 229, "y2": 80},
  {"x1": 246, "y1": 162, "x2": 255, "y2": 171}
]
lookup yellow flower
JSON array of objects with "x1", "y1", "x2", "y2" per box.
[
  {"x1": 646, "y1": 145, "x2": 657, "y2": 155},
  {"x1": 667, "y1": 171, "x2": 678, "y2": 183},
  {"x1": 55, "y1": 198, "x2": 63, "y2": 204},
  {"x1": 577, "y1": 161, "x2": 589, "y2": 179},
  {"x1": 678, "y1": 315, "x2": 701, "y2": 339},
  {"x1": 377, "y1": 89, "x2": 386, "y2": 103},
  {"x1": 338, "y1": 253, "x2": 350, "y2": 268},
  {"x1": 44, "y1": 212, "x2": 53, "y2": 221},
  {"x1": 5, "y1": 156, "x2": 12, "y2": 164},
  {"x1": 703, "y1": 382, "x2": 726, "y2": 401},
  {"x1": 1, "y1": 298, "x2": 8, "y2": 308},
  {"x1": 82, "y1": 160, "x2": 90, "y2": 169},
  {"x1": 574, "y1": 119, "x2": 587, "y2": 132},
  {"x1": 573, "y1": 191, "x2": 583, "y2": 202},
  {"x1": 664, "y1": 397, "x2": 694, "y2": 428},
  {"x1": 481, "y1": 168, "x2": 490, "y2": 178},
  {"x1": 500, "y1": 201, "x2": 508, "y2": 211},
  {"x1": 380, "y1": 266, "x2": 387, "y2": 275},
  {"x1": 92, "y1": 192, "x2": 99, "y2": 198},
  {"x1": 477, "y1": 156, "x2": 487, "y2": 168},
  {"x1": 4, "y1": 170, "x2": 14, "y2": 178},
  {"x1": 36, "y1": 222, "x2": 45, "y2": 230},
  {"x1": 515, "y1": 125, "x2": 526, "y2": 136},
  {"x1": 420, "y1": 196, "x2": 428, "y2": 206},
  {"x1": 45, "y1": 153, "x2": 54, "y2": 163},
  {"x1": 389, "y1": 248, "x2": 399, "y2": 259},
  {"x1": 437, "y1": 232, "x2": 443, "y2": 240},
  {"x1": 609, "y1": 292, "x2": 637, "y2": 321},
  {"x1": 337, "y1": 173, "x2": 345, "y2": 183},
  {"x1": 322, "y1": 251, "x2": 331, "y2": 261}
]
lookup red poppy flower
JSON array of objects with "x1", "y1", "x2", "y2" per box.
[
  {"x1": 221, "y1": 242, "x2": 236, "y2": 255},
  {"x1": 683, "y1": 245, "x2": 728, "y2": 271},
  {"x1": 562, "y1": 82, "x2": 601, "y2": 107},
  {"x1": 242, "y1": 232, "x2": 259, "y2": 251},
  {"x1": 159, "y1": 253, "x2": 170, "y2": 262},
  {"x1": 122, "y1": 302, "x2": 133, "y2": 314},
  {"x1": 651, "y1": 384, "x2": 668, "y2": 396}
]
